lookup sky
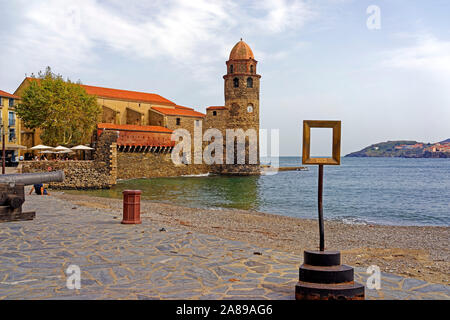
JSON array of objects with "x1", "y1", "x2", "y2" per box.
[{"x1": 0, "y1": 0, "x2": 449, "y2": 156}]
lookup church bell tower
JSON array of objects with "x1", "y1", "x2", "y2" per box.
[{"x1": 222, "y1": 39, "x2": 261, "y2": 175}]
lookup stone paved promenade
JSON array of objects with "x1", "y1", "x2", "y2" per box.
[{"x1": 0, "y1": 194, "x2": 449, "y2": 300}]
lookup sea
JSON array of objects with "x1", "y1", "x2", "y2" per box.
[{"x1": 68, "y1": 157, "x2": 450, "y2": 227}]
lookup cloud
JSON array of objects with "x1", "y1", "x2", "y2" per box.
[
  {"x1": 382, "y1": 34, "x2": 450, "y2": 77},
  {"x1": 252, "y1": 0, "x2": 315, "y2": 33},
  {"x1": 0, "y1": 0, "x2": 314, "y2": 81}
]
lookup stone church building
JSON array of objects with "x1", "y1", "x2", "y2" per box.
[{"x1": 17, "y1": 39, "x2": 261, "y2": 182}]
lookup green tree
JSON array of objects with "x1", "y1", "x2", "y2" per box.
[{"x1": 16, "y1": 67, "x2": 101, "y2": 146}]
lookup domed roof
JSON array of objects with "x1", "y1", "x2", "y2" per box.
[{"x1": 229, "y1": 39, "x2": 254, "y2": 60}]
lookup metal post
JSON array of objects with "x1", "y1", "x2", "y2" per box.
[
  {"x1": 122, "y1": 190, "x2": 142, "y2": 224},
  {"x1": 318, "y1": 164, "x2": 324, "y2": 251},
  {"x1": 2, "y1": 126, "x2": 5, "y2": 175}
]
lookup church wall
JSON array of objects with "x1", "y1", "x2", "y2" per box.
[
  {"x1": 102, "y1": 106, "x2": 117, "y2": 123},
  {"x1": 166, "y1": 115, "x2": 205, "y2": 161},
  {"x1": 126, "y1": 108, "x2": 143, "y2": 125},
  {"x1": 204, "y1": 109, "x2": 229, "y2": 133},
  {"x1": 117, "y1": 151, "x2": 209, "y2": 179},
  {"x1": 97, "y1": 98, "x2": 152, "y2": 125},
  {"x1": 166, "y1": 115, "x2": 203, "y2": 137},
  {"x1": 148, "y1": 110, "x2": 166, "y2": 127}
]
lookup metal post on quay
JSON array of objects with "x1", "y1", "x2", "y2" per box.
[
  {"x1": 1, "y1": 124, "x2": 5, "y2": 175},
  {"x1": 122, "y1": 190, "x2": 142, "y2": 225}
]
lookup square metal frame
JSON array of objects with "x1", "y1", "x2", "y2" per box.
[{"x1": 302, "y1": 120, "x2": 341, "y2": 165}]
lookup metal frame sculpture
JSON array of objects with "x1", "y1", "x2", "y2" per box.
[
  {"x1": 295, "y1": 120, "x2": 365, "y2": 300},
  {"x1": 302, "y1": 120, "x2": 341, "y2": 250}
]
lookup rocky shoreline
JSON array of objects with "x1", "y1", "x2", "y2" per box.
[{"x1": 53, "y1": 191, "x2": 449, "y2": 286}]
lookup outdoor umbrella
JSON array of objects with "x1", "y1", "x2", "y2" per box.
[
  {"x1": 71, "y1": 145, "x2": 94, "y2": 160},
  {"x1": 53, "y1": 149, "x2": 74, "y2": 161},
  {"x1": 6, "y1": 144, "x2": 27, "y2": 150},
  {"x1": 37, "y1": 149, "x2": 55, "y2": 160},
  {"x1": 30, "y1": 144, "x2": 53, "y2": 150},
  {"x1": 70, "y1": 145, "x2": 94, "y2": 151},
  {"x1": 53, "y1": 145, "x2": 71, "y2": 151},
  {"x1": 56, "y1": 150, "x2": 74, "y2": 154}
]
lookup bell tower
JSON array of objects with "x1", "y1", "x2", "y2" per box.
[{"x1": 221, "y1": 39, "x2": 261, "y2": 175}]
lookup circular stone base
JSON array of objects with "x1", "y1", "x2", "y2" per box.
[
  {"x1": 295, "y1": 250, "x2": 365, "y2": 300},
  {"x1": 295, "y1": 281, "x2": 365, "y2": 300},
  {"x1": 299, "y1": 264, "x2": 354, "y2": 284},
  {"x1": 304, "y1": 250, "x2": 341, "y2": 266}
]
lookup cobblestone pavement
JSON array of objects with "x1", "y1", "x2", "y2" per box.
[{"x1": 0, "y1": 194, "x2": 449, "y2": 300}]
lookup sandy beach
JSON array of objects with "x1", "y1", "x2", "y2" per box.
[{"x1": 53, "y1": 191, "x2": 449, "y2": 286}]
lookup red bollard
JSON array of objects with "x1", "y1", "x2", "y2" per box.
[{"x1": 122, "y1": 190, "x2": 142, "y2": 224}]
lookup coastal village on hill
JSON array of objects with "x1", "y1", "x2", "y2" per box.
[{"x1": 346, "y1": 139, "x2": 450, "y2": 158}]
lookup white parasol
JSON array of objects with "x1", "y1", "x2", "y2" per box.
[
  {"x1": 53, "y1": 145, "x2": 71, "y2": 151},
  {"x1": 30, "y1": 144, "x2": 53, "y2": 150},
  {"x1": 56, "y1": 150, "x2": 74, "y2": 154},
  {"x1": 71, "y1": 145, "x2": 94, "y2": 151}
]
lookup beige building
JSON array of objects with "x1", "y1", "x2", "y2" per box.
[
  {"x1": 0, "y1": 90, "x2": 23, "y2": 163},
  {"x1": 14, "y1": 78, "x2": 205, "y2": 148}
]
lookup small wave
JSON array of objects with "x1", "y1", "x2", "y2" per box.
[
  {"x1": 180, "y1": 173, "x2": 211, "y2": 177},
  {"x1": 333, "y1": 217, "x2": 370, "y2": 225}
]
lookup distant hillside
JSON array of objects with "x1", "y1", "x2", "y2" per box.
[{"x1": 346, "y1": 140, "x2": 450, "y2": 158}]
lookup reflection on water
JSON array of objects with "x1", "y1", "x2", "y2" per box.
[
  {"x1": 73, "y1": 175, "x2": 260, "y2": 211},
  {"x1": 67, "y1": 157, "x2": 450, "y2": 226}
]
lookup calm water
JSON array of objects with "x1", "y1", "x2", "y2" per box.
[{"x1": 68, "y1": 157, "x2": 450, "y2": 227}]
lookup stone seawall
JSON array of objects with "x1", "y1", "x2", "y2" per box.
[
  {"x1": 21, "y1": 129, "x2": 212, "y2": 187},
  {"x1": 117, "y1": 152, "x2": 209, "y2": 179},
  {"x1": 21, "y1": 130, "x2": 119, "y2": 189},
  {"x1": 21, "y1": 160, "x2": 113, "y2": 189}
]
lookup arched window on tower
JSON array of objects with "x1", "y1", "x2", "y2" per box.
[
  {"x1": 233, "y1": 78, "x2": 239, "y2": 88},
  {"x1": 230, "y1": 65, "x2": 234, "y2": 74},
  {"x1": 250, "y1": 65, "x2": 254, "y2": 73},
  {"x1": 247, "y1": 77, "x2": 253, "y2": 88}
]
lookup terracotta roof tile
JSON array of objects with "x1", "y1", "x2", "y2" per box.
[
  {"x1": 25, "y1": 77, "x2": 175, "y2": 106},
  {"x1": 81, "y1": 84, "x2": 175, "y2": 106},
  {"x1": 97, "y1": 123, "x2": 173, "y2": 133},
  {"x1": 229, "y1": 40, "x2": 254, "y2": 60},
  {"x1": 207, "y1": 106, "x2": 227, "y2": 110},
  {"x1": 0, "y1": 90, "x2": 20, "y2": 99},
  {"x1": 152, "y1": 106, "x2": 205, "y2": 118},
  {"x1": 174, "y1": 105, "x2": 194, "y2": 110},
  {"x1": 23, "y1": 77, "x2": 206, "y2": 116}
]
